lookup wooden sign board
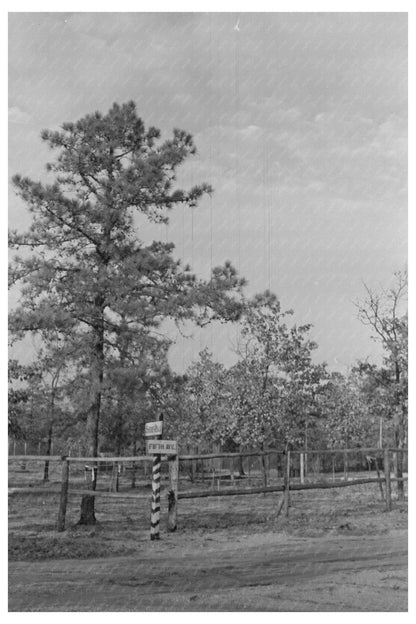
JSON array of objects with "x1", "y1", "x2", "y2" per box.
[
  {"x1": 146, "y1": 440, "x2": 177, "y2": 455},
  {"x1": 145, "y1": 421, "x2": 163, "y2": 437}
]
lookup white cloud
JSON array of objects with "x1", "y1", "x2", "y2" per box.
[
  {"x1": 238, "y1": 124, "x2": 262, "y2": 138},
  {"x1": 8, "y1": 106, "x2": 31, "y2": 125}
]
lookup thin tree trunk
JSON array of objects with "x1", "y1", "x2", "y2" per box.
[
  {"x1": 283, "y1": 448, "x2": 291, "y2": 516},
  {"x1": 237, "y1": 445, "x2": 245, "y2": 476},
  {"x1": 116, "y1": 427, "x2": 122, "y2": 458},
  {"x1": 260, "y1": 444, "x2": 268, "y2": 491},
  {"x1": 43, "y1": 423, "x2": 53, "y2": 482},
  {"x1": 394, "y1": 364, "x2": 405, "y2": 500},
  {"x1": 394, "y1": 411, "x2": 405, "y2": 501},
  {"x1": 375, "y1": 455, "x2": 385, "y2": 501},
  {"x1": 343, "y1": 450, "x2": 348, "y2": 481},
  {"x1": 238, "y1": 454, "x2": 245, "y2": 477},
  {"x1": 131, "y1": 439, "x2": 137, "y2": 489}
]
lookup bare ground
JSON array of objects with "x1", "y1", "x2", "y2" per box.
[{"x1": 8, "y1": 467, "x2": 408, "y2": 611}]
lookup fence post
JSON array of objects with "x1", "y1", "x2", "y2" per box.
[
  {"x1": 57, "y1": 457, "x2": 70, "y2": 532},
  {"x1": 260, "y1": 450, "x2": 268, "y2": 490},
  {"x1": 283, "y1": 450, "x2": 291, "y2": 517},
  {"x1": 384, "y1": 448, "x2": 392, "y2": 511},
  {"x1": 375, "y1": 454, "x2": 385, "y2": 501},
  {"x1": 191, "y1": 447, "x2": 196, "y2": 482},
  {"x1": 395, "y1": 448, "x2": 404, "y2": 501},
  {"x1": 300, "y1": 452, "x2": 305, "y2": 484},
  {"x1": 111, "y1": 462, "x2": 120, "y2": 492},
  {"x1": 167, "y1": 453, "x2": 179, "y2": 532}
]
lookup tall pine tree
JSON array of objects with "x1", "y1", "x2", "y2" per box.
[{"x1": 9, "y1": 102, "x2": 245, "y2": 523}]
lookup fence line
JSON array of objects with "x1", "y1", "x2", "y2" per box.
[
  {"x1": 288, "y1": 447, "x2": 388, "y2": 455},
  {"x1": 8, "y1": 475, "x2": 407, "y2": 499},
  {"x1": 9, "y1": 455, "x2": 63, "y2": 462},
  {"x1": 178, "y1": 447, "x2": 389, "y2": 461},
  {"x1": 9, "y1": 487, "x2": 151, "y2": 500},
  {"x1": 10, "y1": 446, "x2": 406, "y2": 464},
  {"x1": 177, "y1": 476, "x2": 408, "y2": 500},
  {"x1": 8, "y1": 447, "x2": 407, "y2": 533},
  {"x1": 8, "y1": 455, "x2": 155, "y2": 463}
]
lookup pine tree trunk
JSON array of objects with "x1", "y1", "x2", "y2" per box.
[
  {"x1": 78, "y1": 317, "x2": 104, "y2": 525},
  {"x1": 79, "y1": 482, "x2": 96, "y2": 524},
  {"x1": 115, "y1": 347, "x2": 126, "y2": 459},
  {"x1": 79, "y1": 417, "x2": 99, "y2": 524}
]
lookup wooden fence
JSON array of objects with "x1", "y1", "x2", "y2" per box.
[{"x1": 8, "y1": 447, "x2": 408, "y2": 533}]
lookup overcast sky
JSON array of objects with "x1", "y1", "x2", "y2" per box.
[{"x1": 8, "y1": 12, "x2": 407, "y2": 373}]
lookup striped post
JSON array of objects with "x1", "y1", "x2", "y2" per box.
[{"x1": 150, "y1": 413, "x2": 163, "y2": 541}]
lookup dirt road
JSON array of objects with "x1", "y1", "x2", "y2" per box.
[{"x1": 9, "y1": 529, "x2": 407, "y2": 611}]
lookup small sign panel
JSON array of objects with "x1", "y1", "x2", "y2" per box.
[
  {"x1": 146, "y1": 440, "x2": 177, "y2": 455},
  {"x1": 145, "y1": 421, "x2": 163, "y2": 437}
]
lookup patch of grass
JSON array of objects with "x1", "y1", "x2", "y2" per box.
[
  {"x1": 8, "y1": 477, "x2": 407, "y2": 562},
  {"x1": 8, "y1": 531, "x2": 135, "y2": 561}
]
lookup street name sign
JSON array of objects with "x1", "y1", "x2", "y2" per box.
[
  {"x1": 146, "y1": 440, "x2": 177, "y2": 455},
  {"x1": 145, "y1": 421, "x2": 163, "y2": 437}
]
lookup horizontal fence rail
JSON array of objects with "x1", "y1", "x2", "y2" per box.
[
  {"x1": 8, "y1": 476, "x2": 408, "y2": 498},
  {"x1": 8, "y1": 455, "x2": 156, "y2": 463},
  {"x1": 9, "y1": 455, "x2": 64, "y2": 462},
  {"x1": 8, "y1": 487, "x2": 151, "y2": 500},
  {"x1": 10, "y1": 446, "x2": 407, "y2": 464},
  {"x1": 177, "y1": 476, "x2": 408, "y2": 499},
  {"x1": 8, "y1": 447, "x2": 408, "y2": 533}
]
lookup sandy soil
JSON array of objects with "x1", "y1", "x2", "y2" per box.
[
  {"x1": 9, "y1": 530, "x2": 407, "y2": 611},
  {"x1": 8, "y1": 466, "x2": 408, "y2": 611}
]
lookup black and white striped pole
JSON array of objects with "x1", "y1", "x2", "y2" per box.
[{"x1": 150, "y1": 413, "x2": 163, "y2": 541}]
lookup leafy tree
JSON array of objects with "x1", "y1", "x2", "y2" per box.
[
  {"x1": 227, "y1": 293, "x2": 326, "y2": 452},
  {"x1": 170, "y1": 349, "x2": 230, "y2": 448},
  {"x1": 355, "y1": 270, "x2": 408, "y2": 497},
  {"x1": 100, "y1": 328, "x2": 171, "y2": 455},
  {"x1": 8, "y1": 335, "x2": 75, "y2": 480},
  {"x1": 350, "y1": 362, "x2": 396, "y2": 447},
  {"x1": 321, "y1": 372, "x2": 367, "y2": 449},
  {"x1": 8, "y1": 359, "x2": 29, "y2": 440},
  {"x1": 9, "y1": 102, "x2": 245, "y2": 523}
]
